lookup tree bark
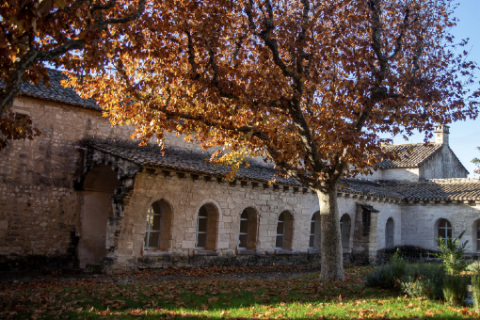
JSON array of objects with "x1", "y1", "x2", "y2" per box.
[{"x1": 318, "y1": 187, "x2": 345, "y2": 281}]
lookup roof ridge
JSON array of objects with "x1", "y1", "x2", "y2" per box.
[{"x1": 424, "y1": 178, "x2": 480, "y2": 184}]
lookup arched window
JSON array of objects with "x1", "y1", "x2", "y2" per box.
[
  {"x1": 276, "y1": 213, "x2": 285, "y2": 249},
  {"x1": 239, "y1": 210, "x2": 249, "y2": 248},
  {"x1": 438, "y1": 219, "x2": 452, "y2": 243},
  {"x1": 385, "y1": 218, "x2": 394, "y2": 249},
  {"x1": 309, "y1": 214, "x2": 316, "y2": 248},
  {"x1": 196, "y1": 204, "x2": 219, "y2": 250},
  {"x1": 309, "y1": 211, "x2": 321, "y2": 249},
  {"x1": 276, "y1": 211, "x2": 294, "y2": 250},
  {"x1": 196, "y1": 206, "x2": 208, "y2": 248},
  {"x1": 238, "y1": 208, "x2": 258, "y2": 250},
  {"x1": 340, "y1": 214, "x2": 351, "y2": 249},
  {"x1": 476, "y1": 221, "x2": 480, "y2": 252},
  {"x1": 144, "y1": 200, "x2": 173, "y2": 251},
  {"x1": 145, "y1": 202, "x2": 162, "y2": 248}
]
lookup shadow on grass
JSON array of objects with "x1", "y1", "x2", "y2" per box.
[{"x1": 1, "y1": 267, "x2": 477, "y2": 319}]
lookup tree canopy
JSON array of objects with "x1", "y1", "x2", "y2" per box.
[{"x1": 0, "y1": 0, "x2": 147, "y2": 149}]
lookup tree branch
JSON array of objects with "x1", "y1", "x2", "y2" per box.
[
  {"x1": 387, "y1": 7, "x2": 411, "y2": 60},
  {"x1": 246, "y1": 0, "x2": 296, "y2": 79}
]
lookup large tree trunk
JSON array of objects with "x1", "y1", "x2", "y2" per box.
[{"x1": 318, "y1": 188, "x2": 345, "y2": 281}]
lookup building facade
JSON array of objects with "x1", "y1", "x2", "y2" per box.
[{"x1": 1, "y1": 70, "x2": 479, "y2": 272}]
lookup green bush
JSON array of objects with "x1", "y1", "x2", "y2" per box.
[
  {"x1": 366, "y1": 250, "x2": 406, "y2": 291},
  {"x1": 467, "y1": 261, "x2": 480, "y2": 274},
  {"x1": 472, "y1": 275, "x2": 480, "y2": 312},
  {"x1": 443, "y1": 275, "x2": 469, "y2": 306},
  {"x1": 435, "y1": 231, "x2": 468, "y2": 275},
  {"x1": 401, "y1": 263, "x2": 445, "y2": 301}
]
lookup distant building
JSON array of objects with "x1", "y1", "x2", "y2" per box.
[{"x1": 1, "y1": 70, "x2": 479, "y2": 272}]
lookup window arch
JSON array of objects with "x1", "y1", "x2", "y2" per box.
[
  {"x1": 475, "y1": 221, "x2": 480, "y2": 252},
  {"x1": 144, "y1": 199, "x2": 173, "y2": 251},
  {"x1": 276, "y1": 211, "x2": 294, "y2": 250},
  {"x1": 340, "y1": 214, "x2": 351, "y2": 250},
  {"x1": 238, "y1": 207, "x2": 258, "y2": 250},
  {"x1": 196, "y1": 204, "x2": 219, "y2": 250},
  {"x1": 385, "y1": 218, "x2": 394, "y2": 249},
  {"x1": 309, "y1": 211, "x2": 321, "y2": 249},
  {"x1": 437, "y1": 219, "x2": 452, "y2": 244}
]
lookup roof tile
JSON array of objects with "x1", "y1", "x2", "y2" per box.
[
  {"x1": 378, "y1": 143, "x2": 442, "y2": 168},
  {"x1": 17, "y1": 69, "x2": 100, "y2": 110},
  {"x1": 86, "y1": 140, "x2": 480, "y2": 202}
]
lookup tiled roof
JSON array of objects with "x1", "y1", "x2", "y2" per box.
[
  {"x1": 86, "y1": 140, "x2": 405, "y2": 199},
  {"x1": 390, "y1": 179, "x2": 480, "y2": 201},
  {"x1": 377, "y1": 143, "x2": 442, "y2": 168},
  {"x1": 86, "y1": 140, "x2": 300, "y2": 186},
  {"x1": 338, "y1": 179, "x2": 404, "y2": 199},
  {"x1": 86, "y1": 141, "x2": 480, "y2": 202},
  {"x1": 16, "y1": 69, "x2": 100, "y2": 110}
]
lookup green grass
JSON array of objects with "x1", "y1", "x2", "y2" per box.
[{"x1": 1, "y1": 266, "x2": 477, "y2": 319}]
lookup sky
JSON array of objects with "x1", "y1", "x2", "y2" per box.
[{"x1": 385, "y1": 0, "x2": 480, "y2": 177}]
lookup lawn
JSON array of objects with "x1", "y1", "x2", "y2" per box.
[{"x1": 1, "y1": 266, "x2": 478, "y2": 319}]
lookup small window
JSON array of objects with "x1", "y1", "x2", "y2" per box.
[
  {"x1": 144, "y1": 203, "x2": 162, "y2": 248},
  {"x1": 196, "y1": 206, "x2": 208, "y2": 249},
  {"x1": 276, "y1": 211, "x2": 294, "y2": 250},
  {"x1": 237, "y1": 208, "x2": 258, "y2": 250},
  {"x1": 14, "y1": 113, "x2": 29, "y2": 122},
  {"x1": 340, "y1": 214, "x2": 351, "y2": 249},
  {"x1": 276, "y1": 213, "x2": 285, "y2": 249},
  {"x1": 385, "y1": 218, "x2": 394, "y2": 249},
  {"x1": 238, "y1": 210, "x2": 249, "y2": 248},
  {"x1": 309, "y1": 214, "x2": 316, "y2": 248},
  {"x1": 309, "y1": 211, "x2": 321, "y2": 250},
  {"x1": 195, "y1": 204, "x2": 219, "y2": 251},
  {"x1": 438, "y1": 219, "x2": 452, "y2": 243}
]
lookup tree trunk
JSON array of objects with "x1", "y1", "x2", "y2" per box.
[{"x1": 317, "y1": 188, "x2": 345, "y2": 281}]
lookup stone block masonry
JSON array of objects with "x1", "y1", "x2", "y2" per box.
[{"x1": 0, "y1": 97, "x2": 133, "y2": 270}]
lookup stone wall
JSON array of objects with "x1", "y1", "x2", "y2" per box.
[
  {"x1": 421, "y1": 146, "x2": 468, "y2": 180},
  {"x1": 105, "y1": 170, "x2": 319, "y2": 271},
  {"x1": 337, "y1": 197, "x2": 402, "y2": 264},
  {"x1": 0, "y1": 97, "x2": 134, "y2": 269},
  {"x1": 401, "y1": 201, "x2": 480, "y2": 252},
  {"x1": 84, "y1": 165, "x2": 404, "y2": 271},
  {"x1": 0, "y1": 96, "x2": 235, "y2": 270},
  {"x1": 357, "y1": 167, "x2": 420, "y2": 182}
]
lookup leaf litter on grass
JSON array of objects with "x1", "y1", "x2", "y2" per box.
[{"x1": 1, "y1": 265, "x2": 479, "y2": 319}]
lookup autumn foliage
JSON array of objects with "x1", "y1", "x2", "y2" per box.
[{"x1": 0, "y1": 0, "x2": 147, "y2": 149}]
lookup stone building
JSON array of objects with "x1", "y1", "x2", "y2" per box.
[{"x1": 1, "y1": 70, "x2": 480, "y2": 272}]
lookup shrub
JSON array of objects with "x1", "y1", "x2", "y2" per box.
[
  {"x1": 435, "y1": 231, "x2": 468, "y2": 275},
  {"x1": 443, "y1": 275, "x2": 469, "y2": 306},
  {"x1": 467, "y1": 261, "x2": 480, "y2": 274},
  {"x1": 472, "y1": 275, "x2": 480, "y2": 312},
  {"x1": 366, "y1": 250, "x2": 406, "y2": 291},
  {"x1": 401, "y1": 263, "x2": 445, "y2": 301}
]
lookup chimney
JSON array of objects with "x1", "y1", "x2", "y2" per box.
[{"x1": 434, "y1": 124, "x2": 449, "y2": 145}]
